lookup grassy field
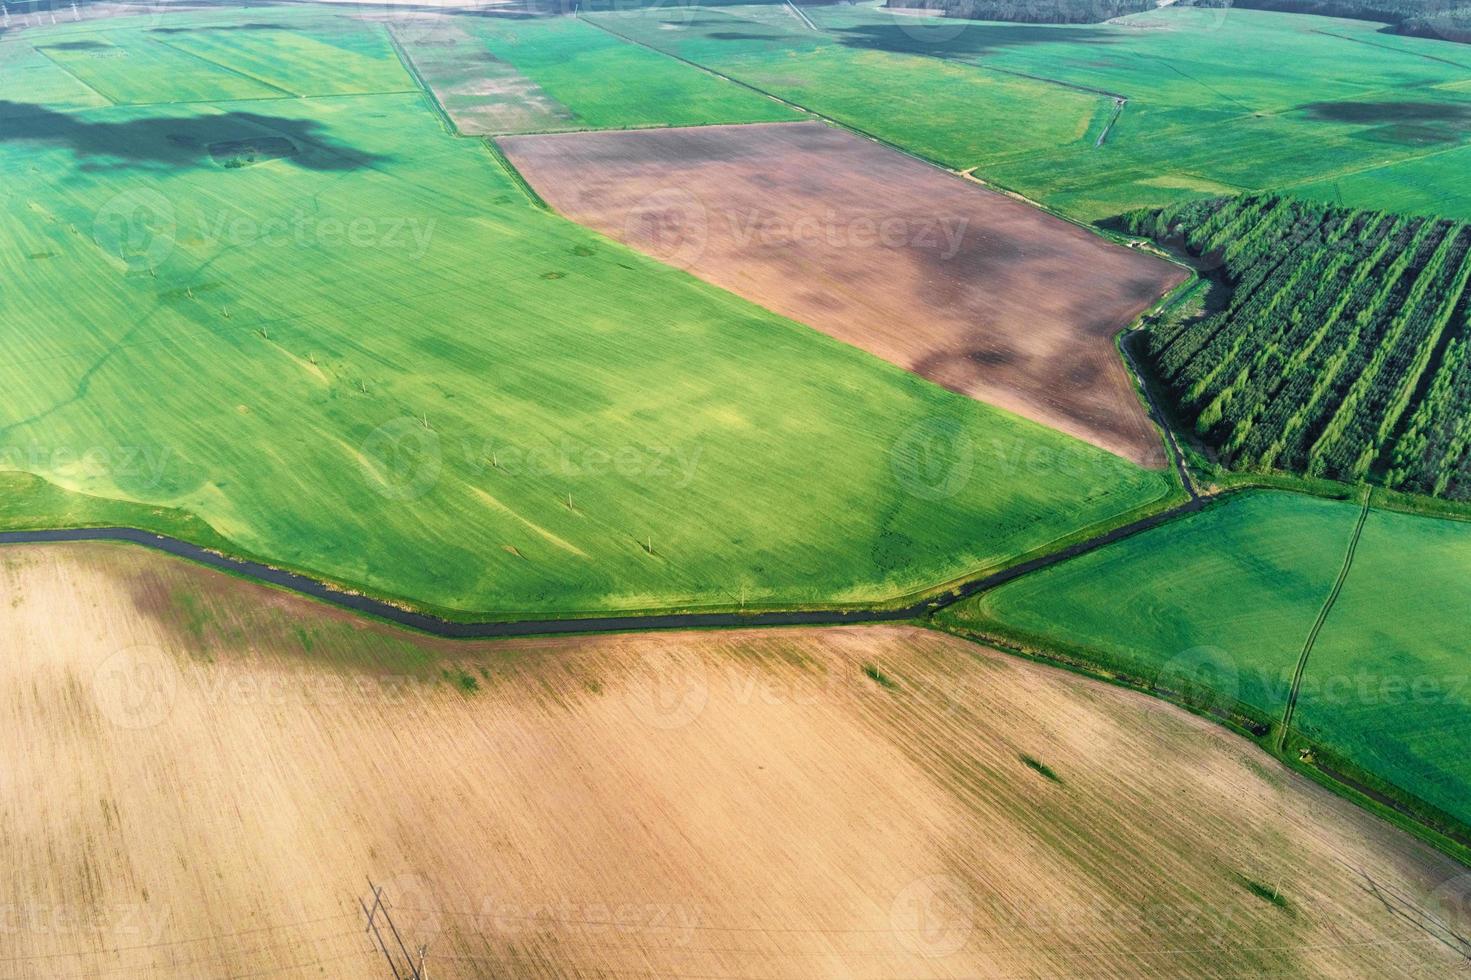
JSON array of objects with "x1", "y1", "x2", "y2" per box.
[
  {"x1": 938, "y1": 491, "x2": 1359, "y2": 722},
  {"x1": 1296, "y1": 507, "x2": 1471, "y2": 827},
  {"x1": 941, "y1": 488, "x2": 1471, "y2": 834},
  {"x1": 392, "y1": 12, "x2": 801, "y2": 135},
  {"x1": 4, "y1": 540, "x2": 1467, "y2": 977},
  {"x1": 0, "y1": 8, "x2": 1174, "y2": 618},
  {"x1": 586, "y1": 4, "x2": 1471, "y2": 222}
]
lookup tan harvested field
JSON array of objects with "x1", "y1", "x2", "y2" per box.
[
  {"x1": 2, "y1": 542, "x2": 1469, "y2": 978},
  {"x1": 498, "y1": 121, "x2": 1188, "y2": 465}
]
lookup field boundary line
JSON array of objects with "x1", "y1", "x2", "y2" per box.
[
  {"x1": 484, "y1": 137, "x2": 551, "y2": 209},
  {"x1": 1276, "y1": 487, "x2": 1372, "y2": 749},
  {"x1": 383, "y1": 23, "x2": 462, "y2": 138},
  {"x1": 148, "y1": 34, "x2": 301, "y2": 98},
  {"x1": 784, "y1": 0, "x2": 817, "y2": 31},
  {"x1": 578, "y1": 14, "x2": 1171, "y2": 249},
  {"x1": 1120, "y1": 327, "x2": 1198, "y2": 498},
  {"x1": 579, "y1": 13, "x2": 819, "y2": 120},
  {"x1": 29, "y1": 42, "x2": 120, "y2": 106},
  {"x1": 1311, "y1": 28, "x2": 1471, "y2": 71},
  {"x1": 0, "y1": 491, "x2": 1210, "y2": 638}
]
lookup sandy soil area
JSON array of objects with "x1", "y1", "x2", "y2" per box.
[
  {"x1": 0, "y1": 542, "x2": 1466, "y2": 977},
  {"x1": 499, "y1": 121, "x2": 1187, "y2": 465},
  {"x1": 390, "y1": 21, "x2": 574, "y2": 136}
]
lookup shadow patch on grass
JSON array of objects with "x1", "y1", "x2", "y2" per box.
[
  {"x1": 1020, "y1": 753, "x2": 1062, "y2": 783},
  {"x1": 863, "y1": 663, "x2": 899, "y2": 691},
  {"x1": 1235, "y1": 873, "x2": 1293, "y2": 914}
]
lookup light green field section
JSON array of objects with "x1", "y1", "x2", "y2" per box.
[
  {"x1": 0, "y1": 40, "x2": 113, "y2": 114},
  {"x1": 940, "y1": 491, "x2": 1357, "y2": 720},
  {"x1": 417, "y1": 14, "x2": 803, "y2": 134},
  {"x1": 30, "y1": 33, "x2": 288, "y2": 104},
  {"x1": 944, "y1": 487, "x2": 1471, "y2": 835},
  {"x1": 152, "y1": 20, "x2": 417, "y2": 96},
  {"x1": 0, "y1": 12, "x2": 1172, "y2": 618},
  {"x1": 586, "y1": 5, "x2": 1109, "y2": 168},
  {"x1": 1291, "y1": 139, "x2": 1471, "y2": 221},
  {"x1": 1296, "y1": 509, "x2": 1471, "y2": 826},
  {"x1": 587, "y1": 5, "x2": 1471, "y2": 221}
]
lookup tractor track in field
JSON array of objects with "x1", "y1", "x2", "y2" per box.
[{"x1": 1277, "y1": 489, "x2": 1372, "y2": 748}]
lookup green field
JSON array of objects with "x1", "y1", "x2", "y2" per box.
[
  {"x1": 938, "y1": 491, "x2": 1358, "y2": 721},
  {"x1": 391, "y1": 13, "x2": 801, "y2": 135},
  {"x1": 585, "y1": 4, "x2": 1471, "y2": 222},
  {"x1": 0, "y1": 8, "x2": 1175, "y2": 618},
  {"x1": 1296, "y1": 507, "x2": 1471, "y2": 827},
  {"x1": 941, "y1": 489, "x2": 1471, "y2": 830}
]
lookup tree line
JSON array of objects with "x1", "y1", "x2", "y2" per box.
[
  {"x1": 887, "y1": 0, "x2": 1157, "y2": 24},
  {"x1": 889, "y1": 0, "x2": 1471, "y2": 40},
  {"x1": 1122, "y1": 194, "x2": 1471, "y2": 500}
]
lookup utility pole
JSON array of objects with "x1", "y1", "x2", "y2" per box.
[{"x1": 360, "y1": 879, "x2": 425, "y2": 980}]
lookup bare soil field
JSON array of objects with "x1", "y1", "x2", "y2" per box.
[
  {"x1": 1, "y1": 542, "x2": 1467, "y2": 978},
  {"x1": 390, "y1": 21, "x2": 574, "y2": 136},
  {"x1": 499, "y1": 121, "x2": 1187, "y2": 465}
]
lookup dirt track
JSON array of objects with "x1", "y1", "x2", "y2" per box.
[
  {"x1": 499, "y1": 121, "x2": 1186, "y2": 465},
  {"x1": 1, "y1": 542, "x2": 1467, "y2": 978}
]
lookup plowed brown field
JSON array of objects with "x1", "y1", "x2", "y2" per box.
[
  {"x1": 1, "y1": 542, "x2": 1466, "y2": 978},
  {"x1": 498, "y1": 121, "x2": 1187, "y2": 465}
]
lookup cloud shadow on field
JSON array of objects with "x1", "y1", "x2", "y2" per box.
[
  {"x1": 38, "y1": 39, "x2": 113, "y2": 50},
  {"x1": 706, "y1": 30, "x2": 790, "y2": 41},
  {"x1": 1299, "y1": 99, "x2": 1471, "y2": 126},
  {"x1": 148, "y1": 21, "x2": 295, "y2": 34},
  {"x1": 0, "y1": 101, "x2": 388, "y2": 172},
  {"x1": 827, "y1": 21, "x2": 1117, "y2": 58}
]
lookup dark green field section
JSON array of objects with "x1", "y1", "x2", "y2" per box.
[
  {"x1": 1124, "y1": 194, "x2": 1471, "y2": 497},
  {"x1": 941, "y1": 489, "x2": 1471, "y2": 831},
  {"x1": 0, "y1": 8, "x2": 1173, "y2": 619}
]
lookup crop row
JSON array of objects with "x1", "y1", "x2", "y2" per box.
[{"x1": 1123, "y1": 194, "x2": 1471, "y2": 498}]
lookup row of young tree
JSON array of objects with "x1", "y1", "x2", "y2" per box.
[
  {"x1": 890, "y1": 0, "x2": 1471, "y2": 42},
  {"x1": 1123, "y1": 193, "x2": 1471, "y2": 500},
  {"x1": 1215, "y1": 0, "x2": 1471, "y2": 45},
  {"x1": 887, "y1": 0, "x2": 1156, "y2": 24}
]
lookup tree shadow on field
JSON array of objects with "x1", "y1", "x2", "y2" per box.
[
  {"x1": 37, "y1": 39, "x2": 113, "y2": 50},
  {"x1": 0, "y1": 101, "x2": 387, "y2": 172},
  {"x1": 148, "y1": 21, "x2": 296, "y2": 34},
  {"x1": 828, "y1": 21, "x2": 1117, "y2": 59}
]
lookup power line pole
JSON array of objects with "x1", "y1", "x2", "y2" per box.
[{"x1": 360, "y1": 879, "x2": 426, "y2": 980}]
